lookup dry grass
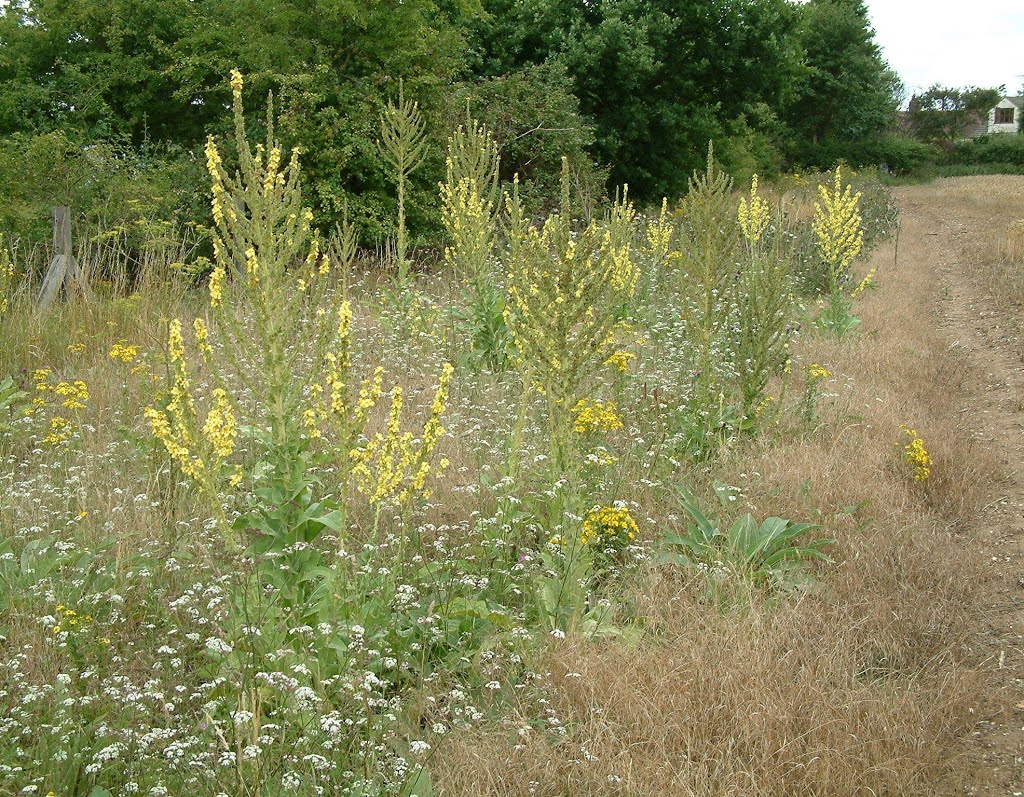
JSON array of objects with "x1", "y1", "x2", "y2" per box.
[
  {"x1": 904, "y1": 176, "x2": 1024, "y2": 335},
  {"x1": 431, "y1": 194, "x2": 997, "y2": 797}
]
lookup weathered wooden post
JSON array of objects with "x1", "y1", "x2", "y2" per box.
[{"x1": 36, "y1": 206, "x2": 87, "y2": 311}]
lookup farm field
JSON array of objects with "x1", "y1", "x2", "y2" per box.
[{"x1": 1, "y1": 77, "x2": 1023, "y2": 797}]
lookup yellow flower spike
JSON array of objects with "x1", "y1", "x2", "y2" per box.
[
  {"x1": 229, "y1": 68, "x2": 244, "y2": 99},
  {"x1": 168, "y1": 320, "x2": 186, "y2": 363},
  {"x1": 209, "y1": 265, "x2": 225, "y2": 308},
  {"x1": 813, "y1": 166, "x2": 864, "y2": 291},
  {"x1": 263, "y1": 146, "x2": 281, "y2": 196},
  {"x1": 851, "y1": 266, "x2": 877, "y2": 298},
  {"x1": 193, "y1": 318, "x2": 213, "y2": 359},
  {"x1": 202, "y1": 388, "x2": 237, "y2": 459},
  {"x1": 244, "y1": 247, "x2": 260, "y2": 283},
  {"x1": 738, "y1": 174, "x2": 771, "y2": 245},
  {"x1": 642, "y1": 197, "x2": 674, "y2": 266}
]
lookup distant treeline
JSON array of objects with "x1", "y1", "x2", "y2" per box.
[{"x1": 0, "y1": 0, "x2": 904, "y2": 243}]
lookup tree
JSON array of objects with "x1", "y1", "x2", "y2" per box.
[
  {"x1": 0, "y1": 0, "x2": 475, "y2": 237},
  {"x1": 472, "y1": 0, "x2": 803, "y2": 199},
  {"x1": 783, "y1": 0, "x2": 902, "y2": 167},
  {"x1": 907, "y1": 85, "x2": 1003, "y2": 146}
]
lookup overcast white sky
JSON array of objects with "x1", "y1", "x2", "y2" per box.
[{"x1": 865, "y1": 1, "x2": 1024, "y2": 97}]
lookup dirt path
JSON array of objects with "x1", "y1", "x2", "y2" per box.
[{"x1": 897, "y1": 181, "x2": 1024, "y2": 795}]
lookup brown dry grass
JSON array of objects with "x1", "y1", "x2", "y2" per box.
[
  {"x1": 906, "y1": 176, "x2": 1024, "y2": 343},
  {"x1": 431, "y1": 191, "x2": 998, "y2": 796}
]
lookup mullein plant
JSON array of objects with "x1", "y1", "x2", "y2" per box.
[
  {"x1": 503, "y1": 164, "x2": 641, "y2": 632},
  {"x1": 812, "y1": 166, "x2": 866, "y2": 336},
  {"x1": 378, "y1": 81, "x2": 428, "y2": 297},
  {"x1": 733, "y1": 175, "x2": 796, "y2": 420},
  {"x1": 146, "y1": 71, "x2": 453, "y2": 562},
  {"x1": 673, "y1": 148, "x2": 742, "y2": 455},
  {"x1": 504, "y1": 161, "x2": 639, "y2": 474},
  {"x1": 0, "y1": 235, "x2": 15, "y2": 319},
  {"x1": 636, "y1": 198, "x2": 676, "y2": 307},
  {"x1": 439, "y1": 117, "x2": 508, "y2": 370}
]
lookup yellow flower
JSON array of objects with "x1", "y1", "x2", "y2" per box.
[
  {"x1": 738, "y1": 174, "x2": 770, "y2": 244},
  {"x1": 168, "y1": 319, "x2": 186, "y2": 363},
  {"x1": 851, "y1": 267, "x2": 877, "y2": 298},
  {"x1": 813, "y1": 166, "x2": 864, "y2": 290},
  {"x1": 804, "y1": 363, "x2": 831, "y2": 380},
  {"x1": 209, "y1": 265, "x2": 225, "y2": 308},
  {"x1": 603, "y1": 350, "x2": 635, "y2": 373},
  {"x1": 581, "y1": 504, "x2": 639, "y2": 547},
  {"x1": 202, "y1": 388, "x2": 237, "y2": 459},
  {"x1": 109, "y1": 341, "x2": 139, "y2": 364},
  {"x1": 193, "y1": 318, "x2": 213, "y2": 358},
  {"x1": 900, "y1": 425, "x2": 933, "y2": 481},
  {"x1": 572, "y1": 399, "x2": 624, "y2": 434}
]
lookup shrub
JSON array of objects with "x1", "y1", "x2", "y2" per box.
[
  {"x1": 951, "y1": 134, "x2": 1024, "y2": 167},
  {"x1": 451, "y1": 62, "x2": 607, "y2": 214}
]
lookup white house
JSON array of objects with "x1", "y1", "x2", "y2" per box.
[{"x1": 964, "y1": 96, "x2": 1022, "y2": 138}]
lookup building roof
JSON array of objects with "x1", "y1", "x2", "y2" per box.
[{"x1": 1007, "y1": 96, "x2": 1024, "y2": 109}]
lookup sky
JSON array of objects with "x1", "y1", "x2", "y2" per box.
[{"x1": 865, "y1": 1, "x2": 1024, "y2": 98}]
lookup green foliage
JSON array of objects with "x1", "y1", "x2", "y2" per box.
[
  {"x1": 907, "y1": 85, "x2": 1003, "y2": 146},
  {"x1": 951, "y1": 134, "x2": 1024, "y2": 167},
  {"x1": 473, "y1": 0, "x2": 803, "y2": 199},
  {"x1": 0, "y1": 130, "x2": 203, "y2": 249},
  {"x1": 0, "y1": 0, "x2": 910, "y2": 231},
  {"x1": 814, "y1": 292, "x2": 862, "y2": 337},
  {"x1": 661, "y1": 487, "x2": 833, "y2": 605},
  {"x1": 0, "y1": 376, "x2": 28, "y2": 432},
  {"x1": 783, "y1": 0, "x2": 901, "y2": 169},
  {"x1": 453, "y1": 62, "x2": 604, "y2": 213},
  {"x1": 859, "y1": 134, "x2": 941, "y2": 176}
]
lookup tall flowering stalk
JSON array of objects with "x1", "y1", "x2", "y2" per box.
[
  {"x1": 813, "y1": 166, "x2": 864, "y2": 294},
  {"x1": 675, "y1": 150, "x2": 741, "y2": 452},
  {"x1": 440, "y1": 119, "x2": 507, "y2": 370},
  {"x1": 504, "y1": 168, "x2": 638, "y2": 470},
  {"x1": 733, "y1": 175, "x2": 794, "y2": 417},
  {"x1": 203, "y1": 70, "x2": 339, "y2": 451},
  {"x1": 738, "y1": 175, "x2": 770, "y2": 249},
  {"x1": 379, "y1": 81, "x2": 428, "y2": 285},
  {"x1": 146, "y1": 72, "x2": 454, "y2": 557},
  {"x1": 812, "y1": 166, "x2": 866, "y2": 336},
  {"x1": 145, "y1": 320, "x2": 239, "y2": 539},
  {"x1": 0, "y1": 235, "x2": 15, "y2": 319}
]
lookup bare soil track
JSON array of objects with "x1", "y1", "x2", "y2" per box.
[{"x1": 898, "y1": 178, "x2": 1024, "y2": 795}]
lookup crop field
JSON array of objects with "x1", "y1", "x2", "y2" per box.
[{"x1": 1, "y1": 76, "x2": 1022, "y2": 797}]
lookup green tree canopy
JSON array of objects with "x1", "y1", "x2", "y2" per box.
[
  {"x1": 471, "y1": 0, "x2": 803, "y2": 198},
  {"x1": 782, "y1": 0, "x2": 901, "y2": 167},
  {"x1": 907, "y1": 85, "x2": 1003, "y2": 146}
]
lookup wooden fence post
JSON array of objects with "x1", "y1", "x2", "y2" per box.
[{"x1": 36, "y1": 206, "x2": 87, "y2": 311}]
